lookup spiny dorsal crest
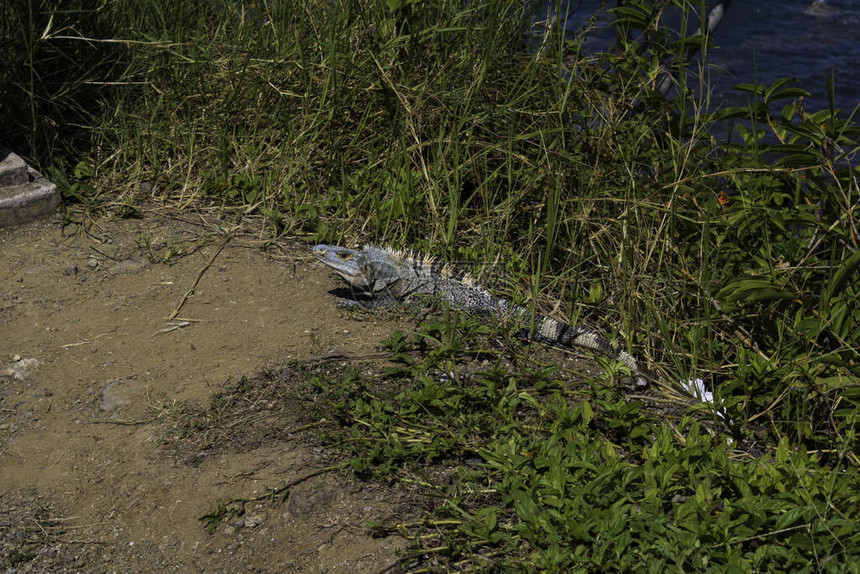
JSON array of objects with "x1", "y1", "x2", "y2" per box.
[{"x1": 368, "y1": 246, "x2": 494, "y2": 288}]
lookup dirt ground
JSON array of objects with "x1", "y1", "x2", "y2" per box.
[{"x1": 0, "y1": 212, "x2": 416, "y2": 572}]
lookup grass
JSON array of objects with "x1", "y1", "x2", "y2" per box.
[{"x1": 3, "y1": 0, "x2": 860, "y2": 570}]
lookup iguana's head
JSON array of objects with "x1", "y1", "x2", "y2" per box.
[{"x1": 313, "y1": 244, "x2": 399, "y2": 294}]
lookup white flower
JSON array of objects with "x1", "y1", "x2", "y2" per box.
[{"x1": 680, "y1": 378, "x2": 729, "y2": 421}]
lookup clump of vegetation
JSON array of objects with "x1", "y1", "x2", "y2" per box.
[
  {"x1": 302, "y1": 321, "x2": 860, "y2": 570},
  {"x1": 3, "y1": 0, "x2": 858, "y2": 569}
]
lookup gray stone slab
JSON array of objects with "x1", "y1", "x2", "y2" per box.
[{"x1": 0, "y1": 148, "x2": 60, "y2": 227}]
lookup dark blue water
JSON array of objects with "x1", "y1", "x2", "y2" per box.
[{"x1": 560, "y1": 0, "x2": 860, "y2": 117}]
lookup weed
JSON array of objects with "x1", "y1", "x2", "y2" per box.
[{"x1": 300, "y1": 315, "x2": 860, "y2": 570}]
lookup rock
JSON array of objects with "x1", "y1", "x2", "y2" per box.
[
  {"x1": 230, "y1": 516, "x2": 246, "y2": 528},
  {"x1": 99, "y1": 378, "x2": 138, "y2": 411},
  {"x1": 109, "y1": 257, "x2": 148, "y2": 274},
  {"x1": 287, "y1": 486, "x2": 340, "y2": 518},
  {"x1": 2, "y1": 357, "x2": 40, "y2": 381}
]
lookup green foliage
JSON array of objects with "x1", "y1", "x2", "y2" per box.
[
  {"x1": 301, "y1": 315, "x2": 860, "y2": 571},
  {"x1": 695, "y1": 74, "x2": 860, "y2": 451},
  {"x1": 3, "y1": 0, "x2": 860, "y2": 568}
]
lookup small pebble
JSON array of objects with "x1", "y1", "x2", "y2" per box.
[
  {"x1": 244, "y1": 515, "x2": 263, "y2": 528},
  {"x1": 87, "y1": 259, "x2": 99, "y2": 268},
  {"x1": 63, "y1": 264, "x2": 78, "y2": 276},
  {"x1": 230, "y1": 516, "x2": 245, "y2": 528}
]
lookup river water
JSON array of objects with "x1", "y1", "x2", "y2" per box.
[{"x1": 561, "y1": 0, "x2": 860, "y2": 117}]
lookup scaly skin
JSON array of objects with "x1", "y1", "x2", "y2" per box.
[{"x1": 313, "y1": 244, "x2": 656, "y2": 386}]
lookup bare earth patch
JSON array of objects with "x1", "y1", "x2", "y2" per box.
[{"x1": 0, "y1": 214, "x2": 415, "y2": 572}]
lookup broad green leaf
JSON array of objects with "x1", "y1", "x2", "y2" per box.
[
  {"x1": 734, "y1": 82, "x2": 765, "y2": 95},
  {"x1": 776, "y1": 436, "x2": 790, "y2": 464},
  {"x1": 762, "y1": 77, "x2": 809, "y2": 102},
  {"x1": 713, "y1": 106, "x2": 756, "y2": 122},
  {"x1": 815, "y1": 375, "x2": 860, "y2": 390},
  {"x1": 781, "y1": 103, "x2": 797, "y2": 122},
  {"x1": 580, "y1": 401, "x2": 594, "y2": 427},
  {"x1": 717, "y1": 279, "x2": 795, "y2": 303},
  {"x1": 824, "y1": 251, "x2": 860, "y2": 305},
  {"x1": 766, "y1": 87, "x2": 811, "y2": 102}
]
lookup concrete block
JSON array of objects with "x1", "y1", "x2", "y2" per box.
[{"x1": 0, "y1": 148, "x2": 60, "y2": 227}]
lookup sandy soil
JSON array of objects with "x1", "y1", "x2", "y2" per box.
[{"x1": 0, "y1": 213, "x2": 415, "y2": 572}]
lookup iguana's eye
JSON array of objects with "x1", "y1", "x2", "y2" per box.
[{"x1": 337, "y1": 252, "x2": 351, "y2": 261}]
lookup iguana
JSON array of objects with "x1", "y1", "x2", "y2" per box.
[{"x1": 313, "y1": 244, "x2": 657, "y2": 387}]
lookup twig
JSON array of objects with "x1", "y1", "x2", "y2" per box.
[
  {"x1": 304, "y1": 351, "x2": 398, "y2": 365},
  {"x1": 166, "y1": 235, "x2": 231, "y2": 321},
  {"x1": 90, "y1": 416, "x2": 159, "y2": 426},
  {"x1": 43, "y1": 35, "x2": 183, "y2": 48},
  {"x1": 60, "y1": 330, "x2": 116, "y2": 349},
  {"x1": 288, "y1": 419, "x2": 329, "y2": 435},
  {"x1": 712, "y1": 524, "x2": 809, "y2": 549},
  {"x1": 89, "y1": 245, "x2": 122, "y2": 261},
  {"x1": 664, "y1": 165, "x2": 823, "y2": 190},
  {"x1": 199, "y1": 462, "x2": 350, "y2": 532},
  {"x1": 154, "y1": 321, "x2": 193, "y2": 335}
]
